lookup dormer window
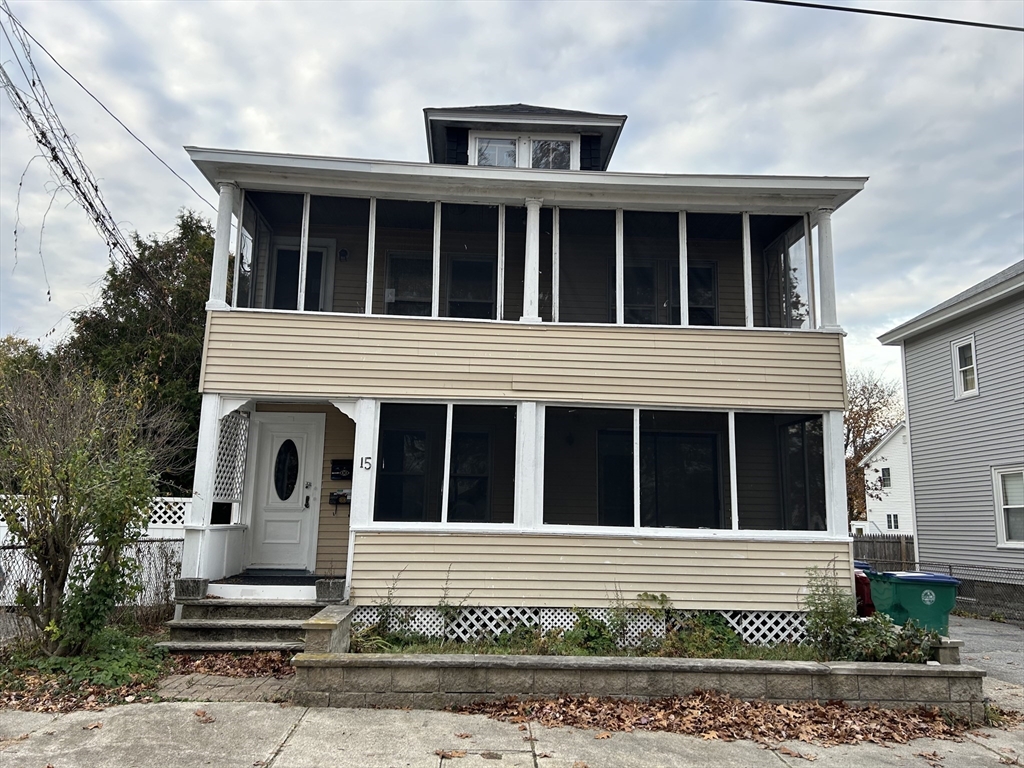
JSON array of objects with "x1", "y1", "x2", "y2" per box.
[{"x1": 470, "y1": 131, "x2": 580, "y2": 170}]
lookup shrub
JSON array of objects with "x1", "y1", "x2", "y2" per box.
[
  {"x1": 803, "y1": 562, "x2": 857, "y2": 660},
  {"x1": 661, "y1": 612, "x2": 743, "y2": 658},
  {"x1": 559, "y1": 610, "x2": 618, "y2": 656}
]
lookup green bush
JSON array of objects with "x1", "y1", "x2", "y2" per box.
[
  {"x1": 558, "y1": 610, "x2": 618, "y2": 656},
  {"x1": 803, "y1": 563, "x2": 857, "y2": 660},
  {"x1": 11, "y1": 628, "x2": 167, "y2": 688},
  {"x1": 661, "y1": 612, "x2": 743, "y2": 658}
]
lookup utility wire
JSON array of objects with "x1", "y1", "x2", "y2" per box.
[
  {"x1": 747, "y1": 0, "x2": 1024, "y2": 32},
  {"x1": 0, "y1": 3, "x2": 216, "y2": 209}
]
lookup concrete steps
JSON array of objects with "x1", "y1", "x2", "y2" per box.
[{"x1": 157, "y1": 597, "x2": 327, "y2": 654}]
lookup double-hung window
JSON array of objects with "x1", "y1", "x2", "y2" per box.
[
  {"x1": 993, "y1": 467, "x2": 1024, "y2": 548},
  {"x1": 952, "y1": 336, "x2": 978, "y2": 399},
  {"x1": 887, "y1": 513, "x2": 899, "y2": 530},
  {"x1": 880, "y1": 467, "x2": 891, "y2": 488},
  {"x1": 470, "y1": 131, "x2": 580, "y2": 170}
]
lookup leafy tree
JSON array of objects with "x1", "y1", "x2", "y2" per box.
[
  {"x1": 60, "y1": 210, "x2": 214, "y2": 493},
  {"x1": 845, "y1": 369, "x2": 904, "y2": 522},
  {"x1": 0, "y1": 360, "x2": 185, "y2": 656}
]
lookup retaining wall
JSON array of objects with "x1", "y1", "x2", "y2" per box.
[{"x1": 292, "y1": 653, "x2": 987, "y2": 722}]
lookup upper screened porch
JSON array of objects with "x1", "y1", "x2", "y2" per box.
[{"x1": 190, "y1": 146, "x2": 865, "y2": 342}]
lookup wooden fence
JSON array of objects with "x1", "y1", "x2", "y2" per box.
[{"x1": 852, "y1": 534, "x2": 916, "y2": 571}]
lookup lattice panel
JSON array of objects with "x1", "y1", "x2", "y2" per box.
[
  {"x1": 147, "y1": 497, "x2": 189, "y2": 526},
  {"x1": 723, "y1": 610, "x2": 806, "y2": 645},
  {"x1": 624, "y1": 609, "x2": 666, "y2": 646},
  {"x1": 448, "y1": 606, "x2": 539, "y2": 641},
  {"x1": 213, "y1": 412, "x2": 249, "y2": 503}
]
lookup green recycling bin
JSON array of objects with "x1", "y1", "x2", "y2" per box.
[{"x1": 866, "y1": 571, "x2": 959, "y2": 635}]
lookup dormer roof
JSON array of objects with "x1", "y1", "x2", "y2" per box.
[{"x1": 423, "y1": 103, "x2": 627, "y2": 170}]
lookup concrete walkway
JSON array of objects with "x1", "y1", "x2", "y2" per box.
[{"x1": 2, "y1": 700, "x2": 1022, "y2": 768}]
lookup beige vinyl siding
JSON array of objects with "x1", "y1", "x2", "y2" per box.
[
  {"x1": 255, "y1": 403, "x2": 354, "y2": 573},
  {"x1": 348, "y1": 532, "x2": 850, "y2": 609},
  {"x1": 201, "y1": 311, "x2": 845, "y2": 411}
]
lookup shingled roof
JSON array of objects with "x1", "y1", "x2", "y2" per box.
[{"x1": 424, "y1": 103, "x2": 627, "y2": 121}]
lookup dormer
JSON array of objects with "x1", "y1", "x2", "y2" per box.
[{"x1": 423, "y1": 104, "x2": 627, "y2": 171}]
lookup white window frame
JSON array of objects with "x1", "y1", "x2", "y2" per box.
[
  {"x1": 886, "y1": 513, "x2": 899, "y2": 530},
  {"x1": 880, "y1": 467, "x2": 891, "y2": 488},
  {"x1": 951, "y1": 335, "x2": 979, "y2": 400},
  {"x1": 266, "y1": 236, "x2": 336, "y2": 312},
  {"x1": 469, "y1": 130, "x2": 581, "y2": 171},
  {"x1": 992, "y1": 466, "x2": 1024, "y2": 549}
]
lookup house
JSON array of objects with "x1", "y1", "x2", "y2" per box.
[
  {"x1": 176, "y1": 103, "x2": 866, "y2": 645},
  {"x1": 857, "y1": 422, "x2": 913, "y2": 535},
  {"x1": 879, "y1": 261, "x2": 1024, "y2": 577}
]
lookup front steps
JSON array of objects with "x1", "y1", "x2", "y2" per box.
[{"x1": 157, "y1": 599, "x2": 326, "y2": 654}]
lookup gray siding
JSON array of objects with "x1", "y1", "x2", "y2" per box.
[{"x1": 905, "y1": 294, "x2": 1024, "y2": 568}]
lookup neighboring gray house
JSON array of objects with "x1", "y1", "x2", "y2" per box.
[{"x1": 880, "y1": 261, "x2": 1024, "y2": 571}]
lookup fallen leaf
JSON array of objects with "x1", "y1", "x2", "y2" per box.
[
  {"x1": 523, "y1": 735, "x2": 538, "y2": 742},
  {"x1": 779, "y1": 745, "x2": 818, "y2": 761},
  {"x1": 518, "y1": 724, "x2": 527, "y2": 731},
  {"x1": 194, "y1": 709, "x2": 206, "y2": 717},
  {"x1": 537, "y1": 752, "x2": 553, "y2": 759},
  {"x1": 480, "y1": 752, "x2": 502, "y2": 760},
  {"x1": 455, "y1": 732, "x2": 472, "y2": 739},
  {"x1": 703, "y1": 730, "x2": 720, "y2": 740},
  {"x1": 124, "y1": 695, "x2": 135, "y2": 703},
  {"x1": 84, "y1": 721, "x2": 102, "y2": 730},
  {"x1": 595, "y1": 731, "x2": 612, "y2": 740},
  {"x1": 435, "y1": 749, "x2": 467, "y2": 758}
]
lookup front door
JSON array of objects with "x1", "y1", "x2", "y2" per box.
[{"x1": 249, "y1": 413, "x2": 325, "y2": 569}]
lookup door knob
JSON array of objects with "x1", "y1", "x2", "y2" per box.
[{"x1": 304, "y1": 496, "x2": 310, "y2": 509}]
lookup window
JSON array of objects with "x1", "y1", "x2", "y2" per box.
[
  {"x1": 880, "y1": 467, "x2": 891, "y2": 488},
  {"x1": 687, "y1": 262, "x2": 718, "y2": 326},
  {"x1": 887, "y1": 513, "x2": 899, "y2": 530},
  {"x1": 385, "y1": 253, "x2": 432, "y2": 316},
  {"x1": 470, "y1": 132, "x2": 580, "y2": 170},
  {"x1": 994, "y1": 467, "x2": 1024, "y2": 548},
  {"x1": 952, "y1": 337, "x2": 978, "y2": 399},
  {"x1": 447, "y1": 257, "x2": 496, "y2": 319}
]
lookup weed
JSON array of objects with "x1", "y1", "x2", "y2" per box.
[
  {"x1": 660, "y1": 612, "x2": 742, "y2": 658},
  {"x1": 803, "y1": 560, "x2": 857, "y2": 660}
]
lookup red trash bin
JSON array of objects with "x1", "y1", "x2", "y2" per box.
[{"x1": 854, "y1": 568, "x2": 875, "y2": 617}]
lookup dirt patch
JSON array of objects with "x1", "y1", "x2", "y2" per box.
[{"x1": 170, "y1": 651, "x2": 295, "y2": 678}]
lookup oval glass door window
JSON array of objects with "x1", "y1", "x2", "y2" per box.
[{"x1": 274, "y1": 439, "x2": 300, "y2": 501}]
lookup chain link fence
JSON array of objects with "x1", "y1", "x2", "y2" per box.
[{"x1": 0, "y1": 538, "x2": 183, "y2": 630}]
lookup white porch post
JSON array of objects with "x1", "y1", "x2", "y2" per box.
[
  {"x1": 522, "y1": 198, "x2": 543, "y2": 322},
  {"x1": 333, "y1": 398, "x2": 376, "y2": 600},
  {"x1": 816, "y1": 207, "x2": 839, "y2": 329},
  {"x1": 515, "y1": 401, "x2": 543, "y2": 529},
  {"x1": 208, "y1": 182, "x2": 238, "y2": 309},
  {"x1": 823, "y1": 410, "x2": 849, "y2": 536},
  {"x1": 181, "y1": 392, "x2": 222, "y2": 577},
  {"x1": 742, "y1": 212, "x2": 753, "y2": 327}
]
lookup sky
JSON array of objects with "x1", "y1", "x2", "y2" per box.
[{"x1": 1, "y1": 0, "x2": 1022, "y2": 382}]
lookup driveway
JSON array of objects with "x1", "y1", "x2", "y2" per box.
[{"x1": 950, "y1": 615, "x2": 1024, "y2": 687}]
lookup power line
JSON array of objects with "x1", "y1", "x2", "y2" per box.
[
  {"x1": 747, "y1": 0, "x2": 1024, "y2": 33},
  {"x1": 0, "y1": 4, "x2": 216, "y2": 209}
]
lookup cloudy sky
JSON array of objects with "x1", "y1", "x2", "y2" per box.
[{"x1": 1, "y1": 0, "x2": 1022, "y2": 380}]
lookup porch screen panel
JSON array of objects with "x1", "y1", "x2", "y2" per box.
[
  {"x1": 559, "y1": 209, "x2": 615, "y2": 324},
  {"x1": 751, "y1": 215, "x2": 809, "y2": 329},
  {"x1": 372, "y1": 200, "x2": 435, "y2": 316},
  {"x1": 503, "y1": 206, "x2": 526, "y2": 320},
  {"x1": 374, "y1": 404, "x2": 446, "y2": 522},
  {"x1": 233, "y1": 197, "x2": 256, "y2": 308},
  {"x1": 539, "y1": 207, "x2": 554, "y2": 322},
  {"x1": 243, "y1": 191, "x2": 305, "y2": 310},
  {"x1": 685, "y1": 214, "x2": 744, "y2": 327},
  {"x1": 309, "y1": 195, "x2": 370, "y2": 313},
  {"x1": 544, "y1": 407, "x2": 633, "y2": 526},
  {"x1": 624, "y1": 211, "x2": 680, "y2": 325},
  {"x1": 440, "y1": 204, "x2": 499, "y2": 320},
  {"x1": 639, "y1": 410, "x2": 729, "y2": 529},
  {"x1": 448, "y1": 405, "x2": 516, "y2": 523}
]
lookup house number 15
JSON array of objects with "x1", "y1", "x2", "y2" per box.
[{"x1": 360, "y1": 457, "x2": 372, "y2": 469}]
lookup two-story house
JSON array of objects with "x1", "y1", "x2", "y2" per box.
[
  {"x1": 857, "y1": 422, "x2": 914, "y2": 535},
  {"x1": 178, "y1": 104, "x2": 865, "y2": 644}
]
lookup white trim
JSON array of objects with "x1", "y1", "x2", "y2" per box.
[
  {"x1": 296, "y1": 193, "x2": 311, "y2": 312},
  {"x1": 816, "y1": 207, "x2": 839, "y2": 328},
  {"x1": 679, "y1": 211, "x2": 688, "y2": 327},
  {"x1": 951, "y1": 335, "x2": 979, "y2": 400},
  {"x1": 992, "y1": 465, "x2": 1024, "y2": 549},
  {"x1": 432, "y1": 201, "x2": 442, "y2": 317},
  {"x1": 467, "y1": 131, "x2": 519, "y2": 168},
  {"x1": 803, "y1": 212, "x2": 817, "y2": 329},
  {"x1": 823, "y1": 410, "x2": 848, "y2": 536},
  {"x1": 857, "y1": 422, "x2": 907, "y2": 467},
  {"x1": 632, "y1": 407, "x2": 641, "y2": 528},
  {"x1": 441, "y1": 404, "x2": 454, "y2": 523},
  {"x1": 430, "y1": 111, "x2": 624, "y2": 128},
  {"x1": 741, "y1": 212, "x2": 753, "y2": 328},
  {"x1": 231, "y1": 189, "x2": 246, "y2": 307},
  {"x1": 615, "y1": 209, "x2": 625, "y2": 325},
  {"x1": 497, "y1": 204, "x2": 506, "y2": 320},
  {"x1": 728, "y1": 411, "x2": 739, "y2": 530},
  {"x1": 364, "y1": 198, "x2": 376, "y2": 314},
  {"x1": 268, "y1": 237, "x2": 335, "y2": 312},
  {"x1": 469, "y1": 130, "x2": 582, "y2": 171},
  {"x1": 552, "y1": 207, "x2": 560, "y2": 322}
]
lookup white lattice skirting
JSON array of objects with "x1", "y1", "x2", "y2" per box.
[{"x1": 350, "y1": 606, "x2": 806, "y2": 646}]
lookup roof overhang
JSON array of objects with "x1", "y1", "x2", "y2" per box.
[
  {"x1": 185, "y1": 146, "x2": 866, "y2": 215},
  {"x1": 423, "y1": 108, "x2": 628, "y2": 170},
  {"x1": 879, "y1": 266, "x2": 1024, "y2": 346}
]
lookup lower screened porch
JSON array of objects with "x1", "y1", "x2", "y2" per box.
[{"x1": 181, "y1": 396, "x2": 851, "y2": 615}]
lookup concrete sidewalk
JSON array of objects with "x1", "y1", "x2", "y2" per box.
[{"x1": 2, "y1": 700, "x2": 1022, "y2": 768}]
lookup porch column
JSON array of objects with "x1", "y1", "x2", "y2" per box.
[
  {"x1": 521, "y1": 198, "x2": 543, "y2": 322},
  {"x1": 816, "y1": 207, "x2": 839, "y2": 329},
  {"x1": 515, "y1": 401, "x2": 544, "y2": 529},
  {"x1": 181, "y1": 392, "x2": 221, "y2": 577},
  {"x1": 822, "y1": 410, "x2": 849, "y2": 536},
  {"x1": 348, "y1": 398, "x2": 378, "y2": 529},
  {"x1": 208, "y1": 182, "x2": 238, "y2": 309},
  {"x1": 742, "y1": 212, "x2": 753, "y2": 327}
]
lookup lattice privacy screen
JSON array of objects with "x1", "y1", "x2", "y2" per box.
[
  {"x1": 213, "y1": 412, "x2": 249, "y2": 503},
  {"x1": 350, "y1": 605, "x2": 806, "y2": 646},
  {"x1": 147, "y1": 497, "x2": 190, "y2": 526}
]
